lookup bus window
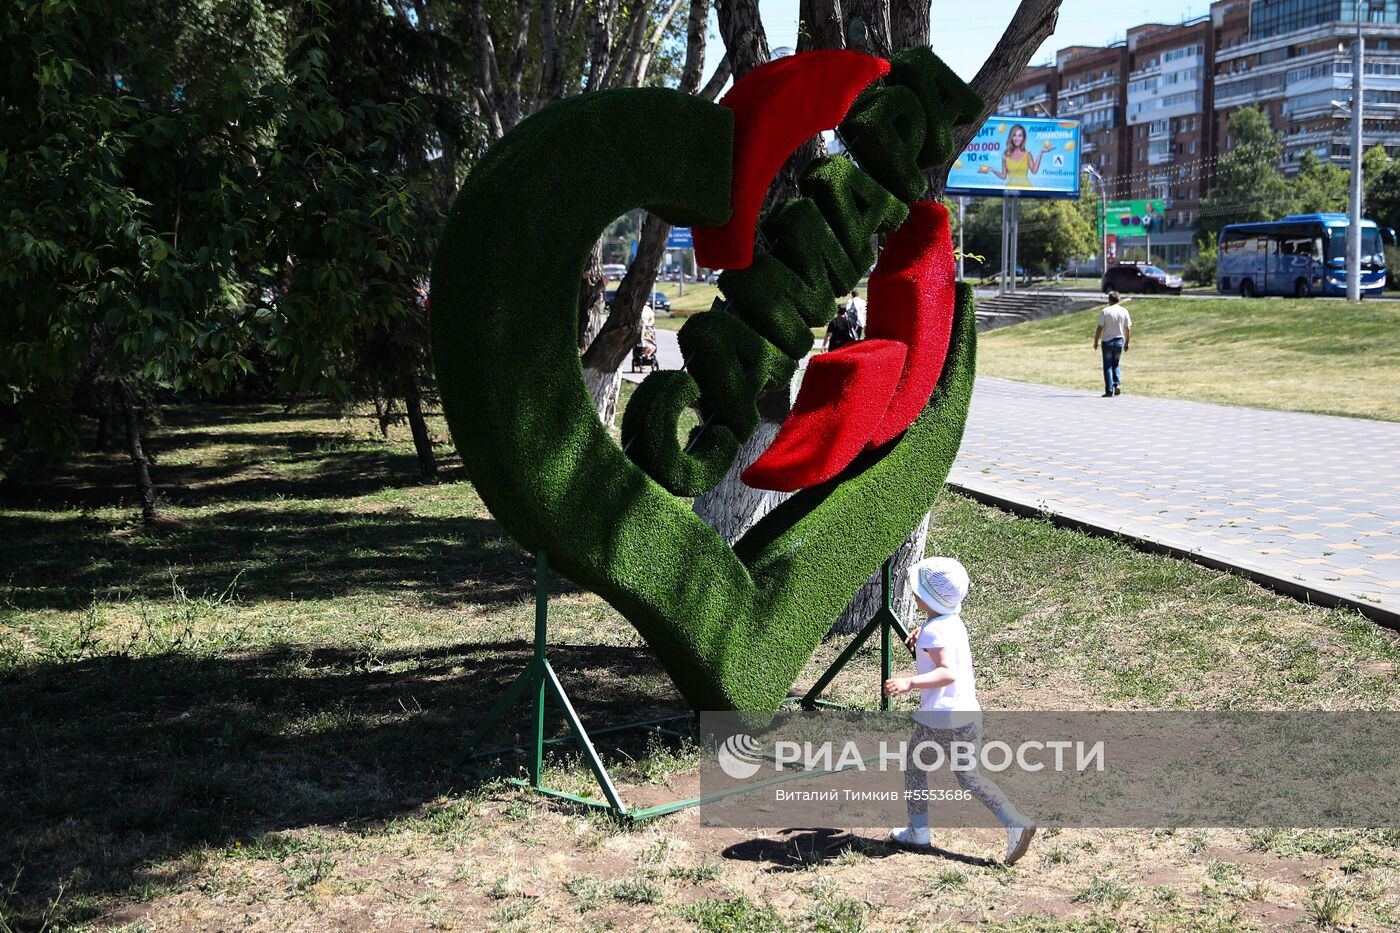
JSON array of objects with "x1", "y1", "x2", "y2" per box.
[
  {"x1": 1326, "y1": 228, "x2": 1386, "y2": 265},
  {"x1": 1220, "y1": 233, "x2": 1250, "y2": 255},
  {"x1": 1364, "y1": 227, "x2": 1384, "y2": 264},
  {"x1": 1280, "y1": 237, "x2": 1321, "y2": 262}
]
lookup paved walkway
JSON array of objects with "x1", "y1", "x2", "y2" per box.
[
  {"x1": 620, "y1": 327, "x2": 682, "y2": 384},
  {"x1": 949, "y1": 377, "x2": 1400, "y2": 623}
]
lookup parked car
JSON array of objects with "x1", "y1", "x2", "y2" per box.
[
  {"x1": 603, "y1": 288, "x2": 671, "y2": 312},
  {"x1": 1101, "y1": 262, "x2": 1183, "y2": 294}
]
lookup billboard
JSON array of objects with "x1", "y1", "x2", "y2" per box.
[
  {"x1": 1104, "y1": 200, "x2": 1166, "y2": 237},
  {"x1": 945, "y1": 115, "x2": 1082, "y2": 199}
]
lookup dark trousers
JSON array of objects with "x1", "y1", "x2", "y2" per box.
[{"x1": 1101, "y1": 337, "x2": 1124, "y2": 394}]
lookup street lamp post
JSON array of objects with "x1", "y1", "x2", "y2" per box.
[
  {"x1": 1348, "y1": 0, "x2": 1366, "y2": 303},
  {"x1": 1084, "y1": 164, "x2": 1108, "y2": 277}
]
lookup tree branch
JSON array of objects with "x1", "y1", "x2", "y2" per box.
[
  {"x1": 932, "y1": 0, "x2": 1062, "y2": 192},
  {"x1": 634, "y1": 0, "x2": 686, "y2": 86},
  {"x1": 678, "y1": 0, "x2": 709, "y2": 94},
  {"x1": 697, "y1": 54, "x2": 732, "y2": 100},
  {"x1": 500, "y1": 0, "x2": 532, "y2": 130}
]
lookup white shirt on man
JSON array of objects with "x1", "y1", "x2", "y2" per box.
[
  {"x1": 1099, "y1": 304, "x2": 1131, "y2": 342},
  {"x1": 846, "y1": 295, "x2": 867, "y2": 329},
  {"x1": 914, "y1": 612, "x2": 981, "y2": 727}
]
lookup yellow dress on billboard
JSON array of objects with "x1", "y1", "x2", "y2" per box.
[{"x1": 1004, "y1": 152, "x2": 1032, "y2": 188}]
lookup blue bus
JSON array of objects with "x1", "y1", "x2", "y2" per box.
[{"x1": 1217, "y1": 213, "x2": 1389, "y2": 297}]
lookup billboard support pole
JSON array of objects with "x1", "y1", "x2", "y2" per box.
[
  {"x1": 1349, "y1": 0, "x2": 1364, "y2": 303},
  {"x1": 1014, "y1": 197, "x2": 1022, "y2": 291},
  {"x1": 1000, "y1": 198, "x2": 1010, "y2": 295}
]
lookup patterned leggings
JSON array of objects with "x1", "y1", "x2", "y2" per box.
[{"x1": 904, "y1": 720, "x2": 1021, "y2": 828}]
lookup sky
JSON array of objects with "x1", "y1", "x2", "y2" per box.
[{"x1": 704, "y1": 0, "x2": 1219, "y2": 81}]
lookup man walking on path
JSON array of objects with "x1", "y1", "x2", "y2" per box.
[
  {"x1": 844, "y1": 289, "x2": 867, "y2": 339},
  {"x1": 1093, "y1": 291, "x2": 1132, "y2": 397},
  {"x1": 824, "y1": 305, "x2": 858, "y2": 352}
]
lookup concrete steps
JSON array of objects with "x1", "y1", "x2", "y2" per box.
[{"x1": 974, "y1": 291, "x2": 1100, "y2": 332}]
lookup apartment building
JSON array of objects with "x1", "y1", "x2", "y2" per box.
[
  {"x1": 1055, "y1": 44, "x2": 1132, "y2": 196},
  {"x1": 996, "y1": 0, "x2": 1400, "y2": 267},
  {"x1": 1213, "y1": 0, "x2": 1400, "y2": 173},
  {"x1": 1124, "y1": 18, "x2": 1217, "y2": 258}
]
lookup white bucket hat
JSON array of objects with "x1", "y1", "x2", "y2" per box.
[{"x1": 908, "y1": 557, "x2": 970, "y2": 615}]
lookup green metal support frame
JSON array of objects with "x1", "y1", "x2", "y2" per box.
[{"x1": 459, "y1": 550, "x2": 915, "y2": 821}]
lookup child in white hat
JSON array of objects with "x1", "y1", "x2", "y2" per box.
[{"x1": 883, "y1": 556, "x2": 1036, "y2": 865}]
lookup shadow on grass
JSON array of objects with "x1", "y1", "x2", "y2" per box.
[
  {"x1": 0, "y1": 640, "x2": 682, "y2": 929},
  {"x1": 719, "y1": 828, "x2": 997, "y2": 871},
  {"x1": 0, "y1": 505, "x2": 555, "y2": 610}
]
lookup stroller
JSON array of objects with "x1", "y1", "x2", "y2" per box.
[{"x1": 631, "y1": 325, "x2": 660, "y2": 373}]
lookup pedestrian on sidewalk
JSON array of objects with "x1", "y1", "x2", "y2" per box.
[
  {"x1": 884, "y1": 557, "x2": 1036, "y2": 865},
  {"x1": 844, "y1": 289, "x2": 867, "y2": 339},
  {"x1": 823, "y1": 304, "x2": 858, "y2": 352},
  {"x1": 1093, "y1": 291, "x2": 1132, "y2": 397}
]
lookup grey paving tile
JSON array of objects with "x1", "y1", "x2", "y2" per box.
[{"x1": 950, "y1": 377, "x2": 1400, "y2": 619}]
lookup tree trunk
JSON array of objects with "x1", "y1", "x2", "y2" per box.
[
  {"x1": 716, "y1": 0, "x2": 771, "y2": 79},
  {"x1": 844, "y1": 0, "x2": 892, "y2": 57},
  {"x1": 584, "y1": 364, "x2": 624, "y2": 428},
  {"x1": 578, "y1": 239, "x2": 608, "y2": 352},
  {"x1": 692, "y1": 390, "x2": 792, "y2": 542},
  {"x1": 375, "y1": 396, "x2": 397, "y2": 438},
  {"x1": 119, "y1": 384, "x2": 160, "y2": 526},
  {"x1": 93, "y1": 384, "x2": 115, "y2": 452},
  {"x1": 581, "y1": 210, "x2": 670, "y2": 422},
  {"x1": 403, "y1": 376, "x2": 438, "y2": 481}
]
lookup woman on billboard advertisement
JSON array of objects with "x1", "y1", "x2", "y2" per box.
[{"x1": 983, "y1": 123, "x2": 1045, "y2": 189}]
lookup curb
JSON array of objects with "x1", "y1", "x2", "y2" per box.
[{"x1": 947, "y1": 482, "x2": 1400, "y2": 631}]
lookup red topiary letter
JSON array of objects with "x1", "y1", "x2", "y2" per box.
[
  {"x1": 865, "y1": 200, "x2": 957, "y2": 446},
  {"x1": 693, "y1": 50, "x2": 889, "y2": 272},
  {"x1": 740, "y1": 340, "x2": 907, "y2": 492}
]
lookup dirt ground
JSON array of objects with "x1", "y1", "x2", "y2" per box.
[{"x1": 3, "y1": 403, "x2": 1400, "y2": 931}]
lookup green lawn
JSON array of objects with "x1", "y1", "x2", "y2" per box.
[
  {"x1": 978, "y1": 297, "x2": 1400, "y2": 421},
  {"x1": 3, "y1": 403, "x2": 1399, "y2": 929}
]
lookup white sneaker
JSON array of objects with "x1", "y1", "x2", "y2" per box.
[
  {"x1": 888, "y1": 826, "x2": 931, "y2": 848},
  {"x1": 1005, "y1": 825, "x2": 1036, "y2": 865}
]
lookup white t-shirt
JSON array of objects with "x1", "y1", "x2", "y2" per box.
[
  {"x1": 1099, "y1": 305, "x2": 1131, "y2": 342},
  {"x1": 846, "y1": 296, "x2": 867, "y2": 329},
  {"x1": 914, "y1": 613, "x2": 980, "y2": 726}
]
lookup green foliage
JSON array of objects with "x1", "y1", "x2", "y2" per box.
[
  {"x1": 1292, "y1": 149, "x2": 1349, "y2": 215},
  {"x1": 1366, "y1": 146, "x2": 1400, "y2": 230},
  {"x1": 0, "y1": 0, "x2": 266, "y2": 466},
  {"x1": 431, "y1": 83, "x2": 979, "y2": 710},
  {"x1": 1016, "y1": 197, "x2": 1097, "y2": 274},
  {"x1": 1197, "y1": 107, "x2": 1294, "y2": 238},
  {"x1": 0, "y1": 0, "x2": 455, "y2": 485},
  {"x1": 1184, "y1": 232, "x2": 1219, "y2": 287}
]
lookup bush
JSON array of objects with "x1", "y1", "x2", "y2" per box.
[{"x1": 1184, "y1": 232, "x2": 1218, "y2": 287}]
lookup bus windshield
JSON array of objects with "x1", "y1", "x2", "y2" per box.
[{"x1": 1326, "y1": 227, "x2": 1384, "y2": 266}]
